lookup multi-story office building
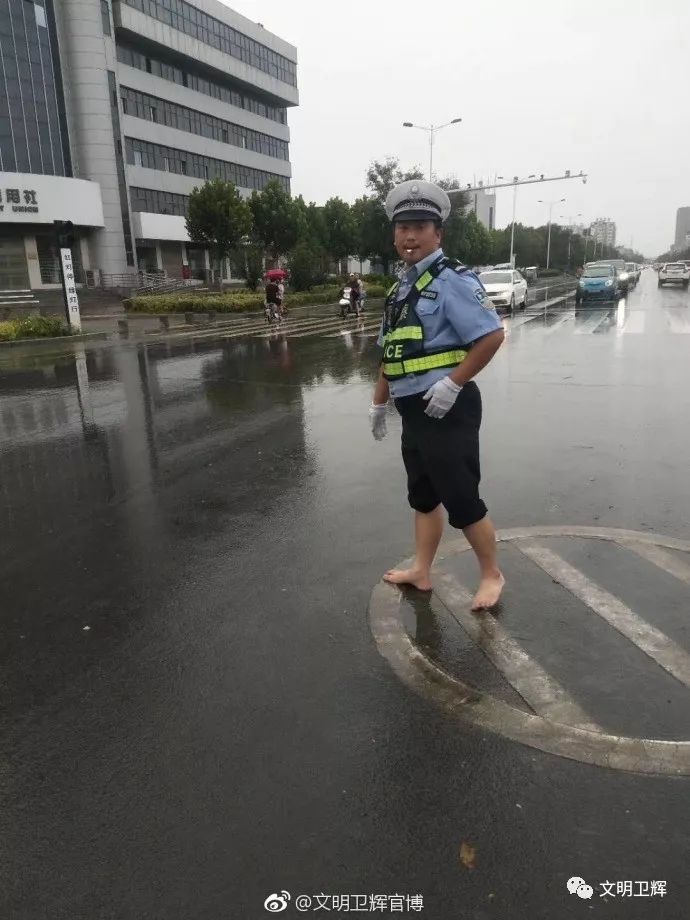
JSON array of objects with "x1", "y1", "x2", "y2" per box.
[
  {"x1": 674, "y1": 207, "x2": 690, "y2": 252},
  {"x1": 0, "y1": 0, "x2": 297, "y2": 290},
  {"x1": 466, "y1": 187, "x2": 495, "y2": 232},
  {"x1": 589, "y1": 218, "x2": 616, "y2": 248}
]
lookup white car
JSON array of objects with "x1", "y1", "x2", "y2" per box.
[
  {"x1": 658, "y1": 263, "x2": 690, "y2": 288},
  {"x1": 478, "y1": 269, "x2": 528, "y2": 313}
]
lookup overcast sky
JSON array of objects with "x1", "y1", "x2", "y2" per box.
[{"x1": 228, "y1": 0, "x2": 690, "y2": 256}]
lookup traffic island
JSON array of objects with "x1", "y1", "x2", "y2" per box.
[{"x1": 369, "y1": 525, "x2": 690, "y2": 775}]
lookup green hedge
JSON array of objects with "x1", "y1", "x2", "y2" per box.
[
  {"x1": 125, "y1": 285, "x2": 386, "y2": 314},
  {"x1": 0, "y1": 315, "x2": 70, "y2": 341}
]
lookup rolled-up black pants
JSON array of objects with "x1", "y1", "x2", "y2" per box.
[{"x1": 394, "y1": 381, "x2": 487, "y2": 529}]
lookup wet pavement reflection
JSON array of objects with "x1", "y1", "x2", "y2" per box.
[{"x1": 3, "y1": 269, "x2": 690, "y2": 917}]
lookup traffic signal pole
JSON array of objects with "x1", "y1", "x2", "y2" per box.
[{"x1": 54, "y1": 220, "x2": 82, "y2": 332}]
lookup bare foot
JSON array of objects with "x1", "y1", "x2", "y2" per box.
[
  {"x1": 383, "y1": 568, "x2": 433, "y2": 592},
  {"x1": 471, "y1": 571, "x2": 505, "y2": 611}
]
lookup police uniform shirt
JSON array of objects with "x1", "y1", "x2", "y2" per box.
[{"x1": 377, "y1": 248, "x2": 503, "y2": 398}]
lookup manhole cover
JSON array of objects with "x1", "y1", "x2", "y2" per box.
[{"x1": 369, "y1": 526, "x2": 690, "y2": 775}]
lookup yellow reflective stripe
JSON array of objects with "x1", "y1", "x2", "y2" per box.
[
  {"x1": 415, "y1": 270, "x2": 433, "y2": 291},
  {"x1": 384, "y1": 326, "x2": 423, "y2": 343},
  {"x1": 383, "y1": 349, "x2": 468, "y2": 377},
  {"x1": 386, "y1": 282, "x2": 399, "y2": 297},
  {"x1": 402, "y1": 350, "x2": 467, "y2": 373}
]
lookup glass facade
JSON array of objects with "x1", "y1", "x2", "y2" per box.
[
  {"x1": 0, "y1": 0, "x2": 68, "y2": 175},
  {"x1": 129, "y1": 186, "x2": 189, "y2": 216},
  {"x1": 120, "y1": 86, "x2": 288, "y2": 160},
  {"x1": 116, "y1": 41, "x2": 287, "y2": 124},
  {"x1": 126, "y1": 137, "x2": 290, "y2": 193},
  {"x1": 120, "y1": 0, "x2": 297, "y2": 87}
]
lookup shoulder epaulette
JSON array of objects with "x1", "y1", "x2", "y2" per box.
[{"x1": 443, "y1": 258, "x2": 469, "y2": 275}]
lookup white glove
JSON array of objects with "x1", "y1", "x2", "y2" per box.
[
  {"x1": 369, "y1": 403, "x2": 388, "y2": 440},
  {"x1": 423, "y1": 377, "x2": 462, "y2": 419}
]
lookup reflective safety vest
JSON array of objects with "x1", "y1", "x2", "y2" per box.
[{"x1": 381, "y1": 255, "x2": 471, "y2": 380}]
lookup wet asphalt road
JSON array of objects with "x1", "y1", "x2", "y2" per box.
[{"x1": 2, "y1": 269, "x2": 690, "y2": 919}]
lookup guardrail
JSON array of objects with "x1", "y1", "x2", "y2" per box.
[
  {"x1": 94, "y1": 272, "x2": 207, "y2": 294},
  {"x1": 0, "y1": 289, "x2": 40, "y2": 317},
  {"x1": 525, "y1": 279, "x2": 577, "y2": 310}
]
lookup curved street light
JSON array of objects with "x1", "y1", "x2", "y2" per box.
[
  {"x1": 538, "y1": 198, "x2": 566, "y2": 269},
  {"x1": 402, "y1": 118, "x2": 462, "y2": 180}
]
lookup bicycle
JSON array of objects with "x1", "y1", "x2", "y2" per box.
[{"x1": 264, "y1": 302, "x2": 281, "y2": 324}]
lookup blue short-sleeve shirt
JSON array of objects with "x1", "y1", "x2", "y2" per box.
[{"x1": 377, "y1": 248, "x2": 503, "y2": 398}]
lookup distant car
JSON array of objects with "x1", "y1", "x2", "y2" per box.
[
  {"x1": 575, "y1": 264, "x2": 620, "y2": 304},
  {"x1": 479, "y1": 269, "x2": 528, "y2": 314},
  {"x1": 594, "y1": 259, "x2": 630, "y2": 293},
  {"x1": 625, "y1": 262, "x2": 640, "y2": 287},
  {"x1": 658, "y1": 263, "x2": 690, "y2": 288}
]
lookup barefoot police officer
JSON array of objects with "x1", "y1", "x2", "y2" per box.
[{"x1": 369, "y1": 180, "x2": 506, "y2": 610}]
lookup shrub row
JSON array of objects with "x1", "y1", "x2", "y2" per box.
[
  {"x1": 125, "y1": 285, "x2": 386, "y2": 315},
  {"x1": 0, "y1": 315, "x2": 70, "y2": 342}
]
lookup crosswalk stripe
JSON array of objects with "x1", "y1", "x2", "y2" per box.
[
  {"x1": 432, "y1": 569, "x2": 602, "y2": 731},
  {"x1": 663, "y1": 310, "x2": 690, "y2": 334},
  {"x1": 507, "y1": 314, "x2": 542, "y2": 329},
  {"x1": 574, "y1": 312, "x2": 610, "y2": 334},
  {"x1": 516, "y1": 541, "x2": 690, "y2": 689},
  {"x1": 326, "y1": 322, "x2": 381, "y2": 338},
  {"x1": 619, "y1": 540, "x2": 690, "y2": 585},
  {"x1": 543, "y1": 312, "x2": 575, "y2": 334},
  {"x1": 227, "y1": 312, "x2": 353, "y2": 340},
  {"x1": 618, "y1": 311, "x2": 645, "y2": 334},
  {"x1": 282, "y1": 317, "x2": 371, "y2": 339}
]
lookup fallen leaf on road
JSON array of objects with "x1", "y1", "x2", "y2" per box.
[{"x1": 459, "y1": 842, "x2": 476, "y2": 870}]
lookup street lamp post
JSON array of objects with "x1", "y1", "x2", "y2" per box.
[
  {"x1": 499, "y1": 174, "x2": 535, "y2": 267},
  {"x1": 560, "y1": 212, "x2": 582, "y2": 271},
  {"x1": 538, "y1": 198, "x2": 566, "y2": 269},
  {"x1": 402, "y1": 118, "x2": 462, "y2": 181}
]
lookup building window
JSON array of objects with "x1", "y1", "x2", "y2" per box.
[
  {"x1": 118, "y1": 86, "x2": 289, "y2": 161},
  {"x1": 35, "y1": 3, "x2": 48, "y2": 28},
  {"x1": 124, "y1": 138, "x2": 290, "y2": 194},
  {"x1": 116, "y1": 42, "x2": 288, "y2": 124},
  {"x1": 101, "y1": 0, "x2": 111, "y2": 35}
]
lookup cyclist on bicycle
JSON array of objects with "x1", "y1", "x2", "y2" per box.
[
  {"x1": 264, "y1": 278, "x2": 281, "y2": 322},
  {"x1": 349, "y1": 273, "x2": 362, "y2": 316}
]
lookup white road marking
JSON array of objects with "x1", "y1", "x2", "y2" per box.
[
  {"x1": 574, "y1": 312, "x2": 610, "y2": 334},
  {"x1": 541, "y1": 312, "x2": 575, "y2": 334},
  {"x1": 620, "y1": 540, "x2": 690, "y2": 586},
  {"x1": 370, "y1": 526, "x2": 690, "y2": 774},
  {"x1": 516, "y1": 541, "x2": 690, "y2": 689},
  {"x1": 618, "y1": 311, "x2": 646, "y2": 334},
  {"x1": 326, "y1": 322, "x2": 381, "y2": 338},
  {"x1": 663, "y1": 309, "x2": 690, "y2": 334},
  {"x1": 432, "y1": 570, "x2": 601, "y2": 731}
]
